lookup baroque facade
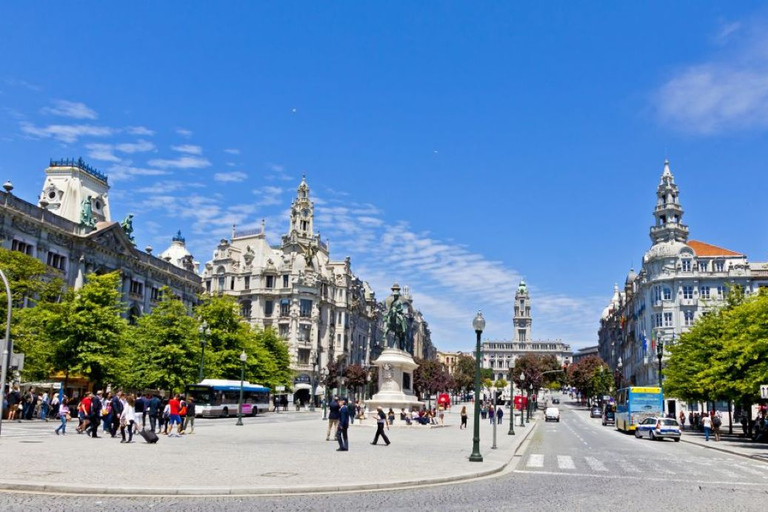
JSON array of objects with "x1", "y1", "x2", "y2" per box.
[
  {"x1": 482, "y1": 281, "x2": 573, "y2": 381},
  {"x1": 0, "y1": 159, "x2": 201, "y2": 320},
  {"x1": 201, "y1": 177, "x2": 382, "y2": 402},
  {"x1": 598, "y1": 160, "x2": 768, "y2": 413}
]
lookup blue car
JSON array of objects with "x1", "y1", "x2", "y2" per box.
[{"x1": 634, "y1": 417, "x2": 681, "y2": 442}]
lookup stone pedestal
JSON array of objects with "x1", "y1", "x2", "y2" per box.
[{"x1": 366, "y1": 348, "x2": 423, "y2": 414}]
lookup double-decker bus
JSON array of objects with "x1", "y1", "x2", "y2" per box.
[
  {"x1": 615, "y1": 387, "x2": 663, "y2": 432},
  {"x1": 185, "y1": 379, "x2": 271, "y2": 418}
]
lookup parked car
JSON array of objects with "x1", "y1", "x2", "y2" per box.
[
  {"x1": 590, "y1": 406, "x2": 602, "y2": 418},
  {"x1": 545, "y1": 407, "x2": 560, "y2": 422},
  {"x1": 634, "y1": 417, "x2": 681, "y2": 442},
  {"x1": 602, "y1": 409, "x2": 615, "y2": 426}
]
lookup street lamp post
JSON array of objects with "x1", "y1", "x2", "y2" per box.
[
  {"x1": 321, "y1": 367, "x2": 329, "y2": 420},
  {"x1": 657, "y1": 337, "x2": 664, "y2": 414},
  {"x1": 0, "y1": 268, "x2": 13, "y2": 437},
  {"x1": 310, "y1": 353, "x2": 318, "y2": 412},
  {"x1": 527, "y1": 383, "x2": 533, "y2": 421},
  {"x1": 469, "y1": 311, "x2": 485, "y2": 463},
  {"x1": 519, "y1": 372, "x2": 526, "y2": 427},
  {"x1": 197, "y1": 321, "x2": 210, "y2": 382},
  {"x1": 508, "y1": 368, "x2": 515, "y2": 435},
  {"x1": 616, "y1": 357, "x2": 623, "y2": 392},
  {"x1": 236, "y1": 351, "x2": 247, "y2": 426}
]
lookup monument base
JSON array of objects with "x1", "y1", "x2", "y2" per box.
[{"x1": 365, "y1": 348, "x2": 423, "y2": 414}]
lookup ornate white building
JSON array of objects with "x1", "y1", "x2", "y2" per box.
[
  {"x1": 0, "y1": 158, "x2": 201, "y2": 323},
  {"x1": 201, "y1": 177, "x2": 381, "y2": 403},
  {"x1": 598, "y1": 160, "x2": 768, "y2": 415},
  {"x1": 482, "y1": 281, "x2": 573, "y2": 381}
]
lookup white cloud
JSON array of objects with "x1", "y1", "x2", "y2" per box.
[
  {"x1": 4, "y1": 78, "x2": 42, "y2": 92},
  {"x1": 147, "y1": 155, "x2": 211, "y2": 169},
  {"x1": 116, "y1": 140, "x2": 155, "y2": 153},
  {"x1": 42, "y1": 100, "x2": 98, "y2": 120},
  {"x1": 86, "y1": 140, "x2": 155, "y2": 162},
  {"x1": 224, "y1": 148, "x2": 240, "y2": 155},
  {"x1": 214, "y1": 171, "x2": 247, "y2": 182},
  {"x1": 135, "y1": 180, "x2": 204, "y2": 194},
  {"x1": 715, "y1": 21, "x2": 741, "y2": 44},
  {"x1": 20, "y1": 122, "x2": 114, "y2": 143},
  {"x1": 172, "y1": 144, "x2": 202, "y2": 155},
  {"x1": 176, "y1": 128, "x2": 193, "y2": 138},
  {"x1": 126, "y1": 126, "x2": 155, "y2": 136},
  {"x1": 253, "y1": 185, "x2": 284, "y2": 206},
  {"x1": 656, "y1": 23, "x2": 768, "y2": 134},
  {"x1": 107, "y1": 163, "x2": 169, "y2": 181},
  {"x1": 265, "y1": 163, "x2": 293, "y2": 181}
]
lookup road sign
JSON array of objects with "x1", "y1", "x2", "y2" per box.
[
  {"x1": 761, "y1": 385, "x2": 768, "y2": 399},
  {"x1": 275, "y1": 386, "x2": 285, "y2": 392}
]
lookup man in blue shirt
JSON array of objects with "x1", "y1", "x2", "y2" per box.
[
  {"x1": 148, "y1": 394, "x2": 161, "y2": 432},
  {"x1": 336, "y1": 398, "x2": 349, "y2": 451}
]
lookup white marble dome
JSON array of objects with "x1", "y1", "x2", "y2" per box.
[
  {"x1": 160, "y1": 231, "x2": 193, "y2": 269},
  {"x1": 643, "y1": 240, "x2": 692, "y2": 263}
]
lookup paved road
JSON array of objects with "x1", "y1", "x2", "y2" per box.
[{"x1": 2, "y1": 396, "x2": 767, "y2": 511}]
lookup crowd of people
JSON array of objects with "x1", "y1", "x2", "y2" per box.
[{"x1": 3, "y1": 386, "x2": 197, "y2": 441}]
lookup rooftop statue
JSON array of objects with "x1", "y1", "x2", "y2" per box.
[
  {"x1": 120, "y1": 214, "x2": 135, "y2": 244},
  {"x1": 80, "y1": 196, "x2": 95, "y2": 227}
]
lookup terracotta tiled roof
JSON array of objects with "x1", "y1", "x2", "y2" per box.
[{"x1": 688, "y1": 240, "x2": 743, "y2": 257}]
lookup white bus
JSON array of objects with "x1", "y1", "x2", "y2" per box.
[{"x1": 185, "y1": 379, "x2": 271, "y2": 418}]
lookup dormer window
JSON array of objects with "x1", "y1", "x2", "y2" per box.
[
  {"x1": 681, "y1": 259, "x2": 691, "y2": 272},
  {"x1": 714, "y1": 261, "x2": 725, "y2": 272}
]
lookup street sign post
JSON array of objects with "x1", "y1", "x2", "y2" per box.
[{"x1": 761, "y1": 385, "x2": 768, "y2": 400}]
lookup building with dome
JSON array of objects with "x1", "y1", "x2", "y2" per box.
[
  {"x1": 481, "y1": 280, "x2": 573, "y2": 384},
  {"x1": 160, "y1": 231, "x2": 198, "y2": 273},
  {"x1": 598, "y1": 160, "x2": 768, "y2": 414},
  {"x1": 201, "y1": 177, "x2": 384, "y2": 405},
  {"x1": 0, "y1": 158, "x2": 201, "y2": 322}
]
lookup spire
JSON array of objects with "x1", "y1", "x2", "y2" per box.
[
  {"x1": 287, "y1": 175, "x2": 314, "y2": 241},
  {"x1": 513, "y1": 279, "x2": 531, "y2": 343},
  {"x1": 172, "y1": 230, "x2": 185, "y2": 243},
  {"x1": 650, "y1": 159, "x2": 689, "y2": 245}
]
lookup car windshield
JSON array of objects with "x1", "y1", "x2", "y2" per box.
[{"x1": 660, "y1": 419, "x2": 679, "y2": 426}]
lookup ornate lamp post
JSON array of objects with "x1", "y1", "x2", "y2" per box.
[
  {"x1": 657, "y1": 337, "x2": 664, "y2": 414},
  {"x1": 197, "y1": 321, "x2": 211, "y2": 382},
  {"x1": 616, "y1": 357, "x2": 623, "y2": 392},
  {"x1": 469, "y1": 311, "x2": 485, "y2": 463},
  {"x1": 507, "y1": 367, "x2": 515, "y2": 435},
  {"x1": 321, "y1": 367, "x2": 329, "y2": 420},
  {"x1": 310, "y1": 352, "x2": 318, "y2": 412},
  {"x1": 519, "y1": 372, "x2": 526, "y2": 427},
  {"x1": 236, "y1": 351, "x2": 247, "y2": 426},
  {"x1": 527, "y1": 383, "x2": 533, "y2": 421}
]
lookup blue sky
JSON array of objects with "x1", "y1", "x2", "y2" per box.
[{"x1": 2, "y1": 3, "x2": 768, "y2": 352}]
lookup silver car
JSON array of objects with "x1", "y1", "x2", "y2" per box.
[{"x1": 634, "y1": 417, "x2": 681, "y2": 442}]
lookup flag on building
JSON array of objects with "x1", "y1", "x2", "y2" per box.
[
  {"x1": 641, "y1": 330, "x2": 647, "y2": 353},
  {"x1": 651, "y1": 330, "x2": 656, "y2": 353}
]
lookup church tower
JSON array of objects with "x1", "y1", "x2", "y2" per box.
[
  {"x1": 513, "y1": 280, "x2": 531, "y2": 343},
  {"x1": 39, "y1": 158, "x2": 111, "y2": 226},
  {"x1": 287, "y1": 175, "x2": 314, "y2": 241},
  {"x1": 650, "y1": 159, "x2": 688, "y2": 245}
]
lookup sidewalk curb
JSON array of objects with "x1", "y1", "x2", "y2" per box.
[
  {"x1": 0, "y1": 421, "x2": 538, "y2": 497},
  {"x1": 680, "y1": 437, "x2": 768, "y2": 464}
]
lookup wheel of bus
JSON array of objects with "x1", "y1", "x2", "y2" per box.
[
  {"x1": 251, "y1": 406, "x2": 258, "y2": 417},
  {"x1": 221, "y1": 407, "x2": 229, "y2": 418}
]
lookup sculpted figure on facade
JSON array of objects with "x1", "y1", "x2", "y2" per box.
[
  {"x1": 243, "y1": 245, "x2": 255, "y2": 266},
  {"x1": 80, "y1": 196, "x2": 95, "y2": 227}
]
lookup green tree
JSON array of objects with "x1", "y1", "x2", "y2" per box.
[
  {"x1": 454, "y1": 355, "x2": 476, "y2": 391},
  {"x1": 413, "y1": 358, "x2": 452, "y2": 407},
  {"x1": 344, "y1": 363, "x2": 367, "y2": 399},
  {"x1": 52, "y1": 272, "x2": 129, "y2": 390},
  {"x1": 124, "y1": 289, "x2": 199, "y2": 395}
]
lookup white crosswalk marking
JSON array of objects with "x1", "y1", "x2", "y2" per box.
[
  {"x1": 584, "y1": 457, "x2": 608, "y2": 472},
  {"x1": 732, "y1": 465, "x2": 766, "y2": 477},
  {"x1": 614, "y1": 459, "x2": 641, "y2": 473},
  {"x1": 527, "y1": 454, "x2": 544, "y2": 468},
  {"x1": 557, "y1": 455, "x2": 575, "y2": 470},
  {"x1": 712, "y1": 467, "x2": 740, "y2": 479},
  {"x1": 646, "y1": 461, "x2": 674, "y2": 475}
]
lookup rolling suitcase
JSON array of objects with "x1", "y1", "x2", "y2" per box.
[{"x1": 139, "y1": 429, "x2": 159, "y2": 444}]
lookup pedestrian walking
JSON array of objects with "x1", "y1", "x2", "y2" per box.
[
  {"x1": 327, "y1": 396, "x2": 340, "y2": 441},
  {"x1": 183, "y1": 396, "x2": 196, "y2": 434},
  {"x1": 89, "y1": 392, "x2": 102, "y2": 438},
  {"x1": 336, "y1": 398, "x2": 349, "y2": 451},
  {"x1": 713, "y1": 411, "x2": 722, "y2": 441},
  {"x1": 488, "y1": 405, "x2": 495, "y2": 424},
  {"x1": 7, "y1": 386, "x2": 20, "y2": 421},
  {"x1": 40, "y1": 392, "x2": 50, "y2": 422},
  {"x1": 76, "y1": 394, "x2": 91, "y2": 434},
  {"x1": 148, "y1": 393, "x2": 160, "y2": 432},
  {"x1": 134, "y1": 394, "x2": 145, "y2": 431},
  {"x1": 120, "y1": 395, "x2": 136, "y2": 443},
  {"x1": 679, "y1": 411, "x2": 686, "y2": 431},
  {"x1": 55, "y1": 396, "x2": 70, "y2": 435},
  {"x1": 167, "y1": 394, "x2": 182, "y2": 437},
  {"x1": 701, "y1": 412, "x2": 712, "y2": 441},
  {"x1": 460, "y1": 406, "x2": 468, "y2": 429},
  {"x1": 387, "y1": 408, "x2": 395, "y2": 426},
  {"x1": 481, "y1": 404, "x2": 487, "y2": 420},
  {"x1": 496, "y1": 406, "x2": 504, "y2": 425},
  {"x1": 370, "y1": 406, "x2": 390, "y2": 446},
  {"x1": 110, "y1": 392, "x2": 124, "y2": 438}
]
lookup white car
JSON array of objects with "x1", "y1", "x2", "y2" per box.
[{"x1": 545, "y1": 407, "x2": 560, "y2": 422}]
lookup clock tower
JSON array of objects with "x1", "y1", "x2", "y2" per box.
[{"x1": 288, "y1": 175, "x2": 314, "y2": 241}]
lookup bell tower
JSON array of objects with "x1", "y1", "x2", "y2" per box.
[
  {"x1": 288, "y1": 175, "x2": 314, "y2": 241},
  {"x1": 650, "y1": 159, "x2": 688, "y2": 245},
  {"x1": 513, "y1": 280, "x2": 531, "y2": 343},
  {"x1": 39, "y1": 158, "x2": 111, "y2": 226}
]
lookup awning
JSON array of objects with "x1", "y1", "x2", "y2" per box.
[
  {"x1": 293, "y1": 383, "x2": 326, "y2": 395},
  {"x1": 294, "y1": 383, "x2": 312, "y2": 391}
]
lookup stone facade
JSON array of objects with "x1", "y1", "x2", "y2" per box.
[
  {"x1": 599, "y1": 160, "x2": 768, "y2": 398},
  {"x1": 0, "y1": 159, "x2": 201, "y2": 319},
  {"x1": 200, "y1": 177, "x2": 382, "y2": 400},
  {"x1": 482, "y1": 281, "x2": 573, "y2": 381}
]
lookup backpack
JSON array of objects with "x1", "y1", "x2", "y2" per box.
[{"x1": 713, "y1": 415, "x2": 722, "y2": 427}]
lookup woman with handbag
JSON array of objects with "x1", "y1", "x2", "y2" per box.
[{"x1": 55, "y1": 396, "x2": 70, "y2": 435}]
